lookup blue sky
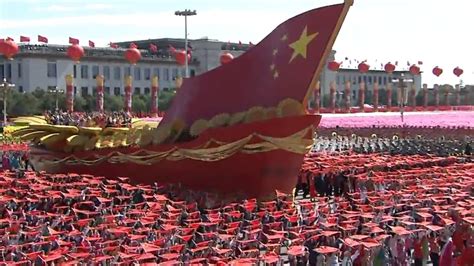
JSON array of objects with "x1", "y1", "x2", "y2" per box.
[{"x1": 1, "y1": 0, "x2": 473, "y2": 86}]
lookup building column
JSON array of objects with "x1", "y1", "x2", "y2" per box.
[
  {"x1": 65, "y1": 74, "x2": 74, "y2": 113},
  {"x1": 313, "y1": 81, "x2": 321, "y2": 113},
  {"x1": 373, "y1": 81, "x2": 379, "y2": 111},
  {"x1": 329, "y1": 81, "x2": 336, "y2": 113},
  {"x1": 359, "y1": 81, "x2": 365, "y2": 112},
  {"x1": 434, "y1": 84, "x2": 439, "y2": 109},
  {"x1": 151, "y1": 76, "x2": 159, "y2": 117},
  {"x1": 410, "y1": 83, "x2": 416, "y2": 108},
  {"x1": 344, "y1": 81, "x2": 351, "y2": 113},
  {"x1": 386, "y1": 82, "x2": 392, "y2": 110},
  {"x1": 422, "y1": 84, "x2": 428, "y2": 109},
  {"x1": 124, "y1": 75, "x2": 132, "y2": 113}
]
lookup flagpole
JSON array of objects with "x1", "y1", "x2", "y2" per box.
[{"x1": 304, "y1": 0, "x2": 354, "y2": 106}]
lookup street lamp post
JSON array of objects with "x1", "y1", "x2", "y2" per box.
[
  {"x1": 392, "y1": 73, "x2": 413, "y2": 123},
  {"x1": 0, "y1": 78, "x2": 16, "y2": 125},
  {"x1": 48, "y1": 87, "x2": 64, "y2": 111},
  {"x1": 175, "y1": 9, "x2": 197, "y2": 78}
]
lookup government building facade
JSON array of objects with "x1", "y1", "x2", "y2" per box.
[{"x1": 0, "y1": 38, "x2": 421, "y2": 105}]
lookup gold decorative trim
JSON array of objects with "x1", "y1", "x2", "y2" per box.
[{"x1": 39, "y1": 126, "x2": 314, "y2": 166}]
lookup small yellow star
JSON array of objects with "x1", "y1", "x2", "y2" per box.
[
  {"x1": 273, "y1": 70, "x2": 279, "y2": 79},
  {"x1": 289, "y1": 26, "x2": 319, "y2": 63},
  {"x1": 281, "y1": 34, "x2": 288, "y2": 41},
  {"x1": 270, "y1": 64, "x2": 275, "y2": 71},
  {"x1": 273, "y1": 48, "x2": 278, "y2": 56}
]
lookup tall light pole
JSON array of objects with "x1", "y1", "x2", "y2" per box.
[
  {"x1": 392, "y1": 73, "x2": 413, "y2": 123},
  {"x1": 0, "y1": 78, "x2": 16, "y2": 125},
  {"x1": 175, "y1": 9, "x2": 197, "y2": 78},
  {"x1": 48, "y1": 86, "x2": 64, "y2": 111}
]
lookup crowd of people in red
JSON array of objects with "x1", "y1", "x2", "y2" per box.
[{"x1": 0, "y1": 150, "x2": 472, "y2": 265}]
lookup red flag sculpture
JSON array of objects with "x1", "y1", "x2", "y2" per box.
[
  {"x1": 96, "y1": 75, "x2": 104, "y2": 113},
  {"x1": 88, "y1": 40, "x2": 95, "y2": 48},
  {"x1": 38, "y1": 35, "x2": 48, "y2": 43},
  {"x1": 124, "y1": 76, "x2": 132, "y2": 113},
  {"x1": 65, "y1": 75, "x2": 74, "y2": 112},
  {"x1": 151, "y1": 76, "x2": 159, "y2": 116},
  {"x1": 160, "y1": 2, "x2": 349, "y2": 127}
]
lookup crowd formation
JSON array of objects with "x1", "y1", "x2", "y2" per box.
[
  {"x1": 0, "y1": 151, "x2": 472, "y2": 265},
  {"x1": 312, "y1": 135, "x2": 472, "y2": 157},
  {"x1": 44, "y1": 110, "x2": 133, "y2": 128}
]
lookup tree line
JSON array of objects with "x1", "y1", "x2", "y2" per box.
[{"x1": 1, "y1": 88, "x2": 178, "y2": 117}]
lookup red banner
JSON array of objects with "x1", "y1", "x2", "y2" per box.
[
  {"x1": 20, "y1": 36, "x2": 30, "y2": 42},
  {"x1": 38, "y1": 35, "x2": 48, "y2": 43},
  {"x1": 160, "y1": 3, "x2": 346, "y2": 127},
  {"x1": 69, "y1": 37, "x2": 79, "y2": 45}
]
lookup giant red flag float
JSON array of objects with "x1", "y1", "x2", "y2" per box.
[{"x1": 18, "y1": 1, "x2": 353, "y2": 198}]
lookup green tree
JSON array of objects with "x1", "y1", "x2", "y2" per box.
[
  {"x1": 104, "y1": 95, "x2": 124, "y2": 111},
  {"x1": 74, "y1": 96, "x2": 87, "y2": 112}
]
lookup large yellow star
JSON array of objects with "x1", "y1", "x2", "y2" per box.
[{"x1": 288, "y1": 26, "x2": 319, "y2": 63}]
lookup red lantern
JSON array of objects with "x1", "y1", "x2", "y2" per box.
[
  {"x1": 453, "y1": 67, "x2": 463, "y2": 77},
  {"x1": 384, "y1": 62, "x2": 396, "y2": 74},
  {"x1": 409, "y1": 65, "x2": 421, "y2": 75},
  {"x1": 174, "y1": 50, "x2": 191, "y2": 66},
  {"x1": 124, "y1": 47, "x2": 142, "y2": 65},
  {"x1": 432, "y1": 66, "x2": 443, "y2": 77},
  {"x1": 66, "y1": 44, "x2": 84, "y2": 63},
  {"x1": 327, "y1": 61, "x2": 341, "y2": 72},
  {"x1": 358, "y1": 62, "x2": 370, "y2": 73},
  {"x1": 220, "y1": 52, "x2": 234, "y2": 65},
  {"x1": 1, "y1": 40, "x2": 19, "y2": 60}
]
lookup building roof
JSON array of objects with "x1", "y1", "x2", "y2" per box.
[
  {"x1": 115, "y1": 38, "x2": 251, "y2": 52},
  {"x1": 14, "y1": 43, "x2": 198, "y2": 65}
]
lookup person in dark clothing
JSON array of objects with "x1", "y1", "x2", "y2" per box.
[{"x1": 465, "y1": 142, "x2": 472, "y2": 155}]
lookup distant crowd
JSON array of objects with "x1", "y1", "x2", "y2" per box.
[{"x1": 44, "y1": 110, "x2": 133, "y2": 128}]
